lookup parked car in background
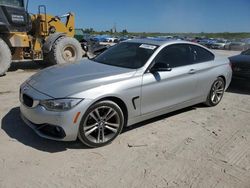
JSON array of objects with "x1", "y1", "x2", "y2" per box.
[
  {"x1": 197, "y1": 39, "x2": 210, "y2": 47},
  {"x1": 20, "y1": 39, "x2": 232, "y2": 147},
  {"x1": 243, "y1": 38, "x2": 250, "y2": 50},
  {"x1": 210, "y1": 39, "x2": 229, "y2": 49},
  {"x1": 229, "y1": 48, "x2": 250, "y2": 80},
  {"x1": 224, "y1": 41, "x2": 232, "y2": 50},
  {"x1": 158, "y1": 35, "x2": 174, "y2": 40},
  {"x1": 74, "y1": 29, "x2": 108, "y2": 58},
  {"x1": 228, "y1": 41, "x2": 248, "y2": 51},
  {"x1": 119, "y1": 36, "x2": 129, "y2": 42},
  {"x1": 198, "y1": 39, "x2": 217, "y2": 49},
  {"x1": 105, "y1": 37, "x2": 119, "y2": 43},
  {"x1": 93, "y1": 35, "x2": 111, "y2": 42}
]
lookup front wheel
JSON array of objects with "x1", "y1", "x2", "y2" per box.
[
  {"x1": 78, "y1": 101, "x2": 124, "y2": 148},
  {"x1": 205, "y1": 77, "x2": 225, "y2": 107}
]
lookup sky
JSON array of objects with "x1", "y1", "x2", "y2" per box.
[{"x1": 28, "y1": 0, "x2": 250, "y2": 33}]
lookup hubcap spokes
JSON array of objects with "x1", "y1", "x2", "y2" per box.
[
  {"x1": 211, "y1": 80, "x2": 224, "y2": 104},
  {"x1": 84, "y1": 106, "x2": 120, "y2": 143}
]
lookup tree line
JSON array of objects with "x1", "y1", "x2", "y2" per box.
[{"x1": 80, "y1": 28, "x2": 250, "y2": 39}]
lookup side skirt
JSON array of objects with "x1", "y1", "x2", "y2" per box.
[{"x1": 127, "y1": 97, "x2": 205, "y2": 126}]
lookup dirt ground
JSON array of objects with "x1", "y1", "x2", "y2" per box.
[{"x1": 0, "y1": 50, "x2": 250, "y2": 188}]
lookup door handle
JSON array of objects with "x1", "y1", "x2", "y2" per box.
[{"x1": 188, "y1": 69, "x2": 196, "y2": 74}]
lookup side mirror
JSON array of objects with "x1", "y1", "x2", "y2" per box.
[{"x1": 150, "y1": 62, "x2": 172, "y2": 72}]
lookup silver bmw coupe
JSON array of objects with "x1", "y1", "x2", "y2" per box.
[{"x1": 20, "y1": 39, "x2": 232, "y2": 147}]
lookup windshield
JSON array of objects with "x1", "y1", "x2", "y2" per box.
[
  {"x1": 0, "y1": 0, "x2": 24, "y2": 7},
  {"x1": 93, "y1": 42, "x2": 158, "y2": 69}
]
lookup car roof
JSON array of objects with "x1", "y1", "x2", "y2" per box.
[
  {"x1": 126, "y1": 38, "x2": 201, "y2": 47},
  {"x1": 125, "y1": 38, "x2": 214, "y2": 55}
]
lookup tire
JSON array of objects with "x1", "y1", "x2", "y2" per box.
[
  {"x1": 205, "y1": 77, "x2": 225, "y2": 107},
  {"x1": 0, "y1": 38, "x2": 11, "y2": 76},
  {"x1": 46, "y1": 37, "x2": 82, "y2": 65},
  {"x1": 78, "y1": 100, "x2": 124, "y2": 148}
]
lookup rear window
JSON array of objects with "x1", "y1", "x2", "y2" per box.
[{"x1": 190, "y1": 45, "x2": 215, "y2": 63}]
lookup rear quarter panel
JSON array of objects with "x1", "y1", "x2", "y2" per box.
[
  {"x1": 194, "y1": 57, "x2": 232, "y2": 101},
  {"x1": 213, "y1": 56, "x2": 232, "y2": 90}
]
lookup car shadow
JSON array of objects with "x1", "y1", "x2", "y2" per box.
[
  {"x1": 2, "y1": 105, "x2": 199, "y2": 153},
  {"x1": 1, "y1": 107, "x2": 88, "y2": 153},
  {"x1": 122, "y1": 106, "x2": 197, "y2": 133},
  {"x1": 227, "y1": 78, "x2": 250, "y2": 95},
  {"x1": 8, "y1": 61, "x2": 48, "y2": 72}
]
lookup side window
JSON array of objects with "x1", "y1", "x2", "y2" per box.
[
  {"x1": 190, "y1": 45, "x2": 215, "y2": 63},
  {"x1": 154, "y1": 44, "x2": 192, "y2": 68}
]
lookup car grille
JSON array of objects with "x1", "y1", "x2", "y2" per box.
[{"x1": 22, "y1": 94, "x2": 34, "y2": 107}]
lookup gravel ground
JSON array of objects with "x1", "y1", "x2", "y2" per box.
[{"x1": 0, "y1": 50, "x2": 250, "y2": 188}]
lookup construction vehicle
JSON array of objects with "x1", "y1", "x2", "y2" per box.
[{"x1": 0, "y1": 0, "x2": 83, "y2": 76}]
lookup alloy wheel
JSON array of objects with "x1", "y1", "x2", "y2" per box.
[
  {"x1": 82, "y1": 106, "x2": 121, "y2": 144},
  {"x1": 211, "y1": 80, "x2": 225, "y2": 104}
]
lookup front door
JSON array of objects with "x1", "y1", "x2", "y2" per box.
[{"x1": 141, "y1": 44, "x2": 199, "y2": 114}]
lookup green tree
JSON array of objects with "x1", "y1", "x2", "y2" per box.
[{"x1": 83, "y1": 28, "x2": 95, "y2": 34}]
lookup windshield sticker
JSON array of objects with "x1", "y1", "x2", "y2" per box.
[{"x1": 139, "y1": 44, "x2": 157, "y2": 50}]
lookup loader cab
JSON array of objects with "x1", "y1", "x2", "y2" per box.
[{"x1": 0, "y1": 0, "x2": 30, "y2": 33}]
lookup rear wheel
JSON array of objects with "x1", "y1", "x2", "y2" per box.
[
  {"x1": 78, "y1": 100, "x2": 124, "y2": 148},
  {"x1": 46, "y1": 37, "x2": 82, "y2": 65},
  {"x1": 0, "y1": 39, "x2": 11, "y2": 76},
  {"x1": 205, "y1": 77, "x2": 225, "y2": 107}
]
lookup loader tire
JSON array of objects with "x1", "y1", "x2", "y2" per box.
[
  {"x1": 0, "y1": 39, "x2": 11, "y2": 76},
  {"x1": 47, "y1": 37, "x2": 82, "y2": 65}
]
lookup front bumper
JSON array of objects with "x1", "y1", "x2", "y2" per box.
[
  {"x1": 21, "y1": 114, "x2": 66, "y2": 140},
  {"x1": 20, "y1": 84, "x2": 92, "y2": 141}
]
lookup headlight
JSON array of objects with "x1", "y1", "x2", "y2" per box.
[{"x1": 40, "y1": 98, "x2": 83, "y2": 111}]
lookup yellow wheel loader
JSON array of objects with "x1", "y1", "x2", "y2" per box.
[{"x1": 0, "y1": 0, "x2": 83, "y2": 76}]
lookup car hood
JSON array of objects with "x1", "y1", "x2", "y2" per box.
[{"x1": 27, "y1": 59, "x2": 136, "y2": 98}]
